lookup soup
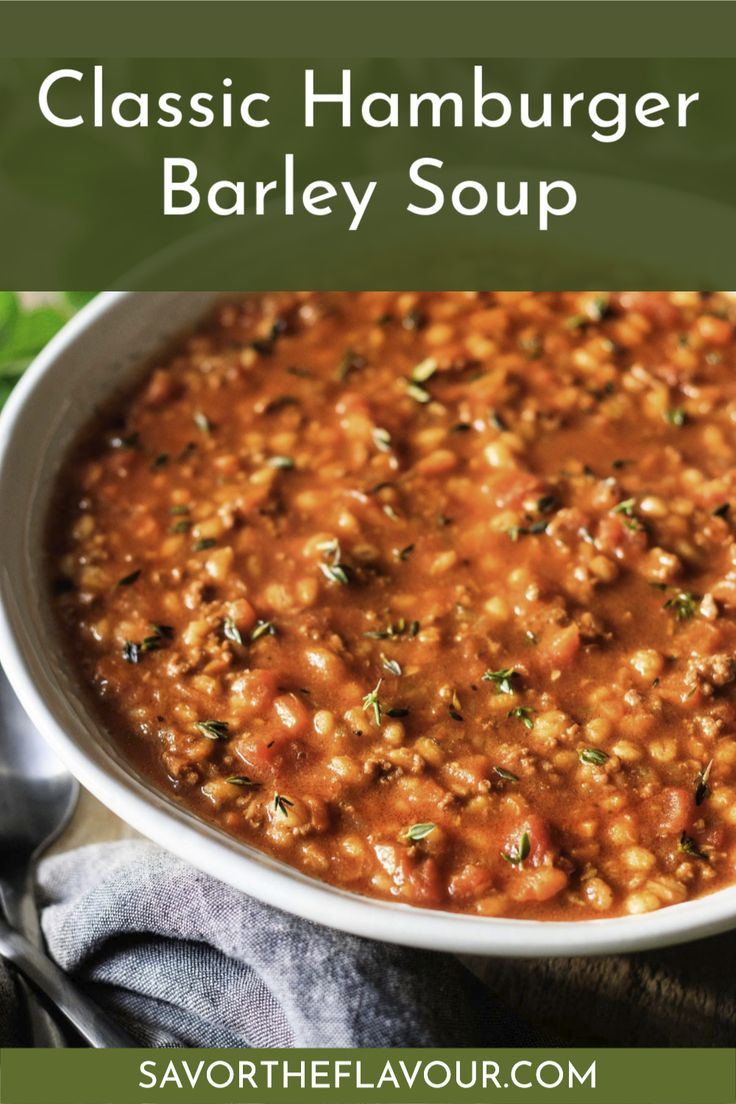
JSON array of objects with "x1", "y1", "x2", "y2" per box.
[{"x1": 49, "y1": 291, "x2": 736, "y2": 919}]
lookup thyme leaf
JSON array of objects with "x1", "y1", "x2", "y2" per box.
[
  {"x1": 507, "y1": 706, "x2": 535, "y2": 730},
  {"x1": 381, "y1": 656, "x2": 402, "y2": 676},
  {"x1": 274, "y1": 793, "x2": 294, "y2": 817},
  {"x1": 663, "y1": 591, "x2": 698, "y2": 621},
  {"x1": 501, "y1": 830, "x2": 531, "y2": 866},
  {"x1": 117, "y1": 569, "x2": 141, "y2": 587},
  {"x1": 411, "y1": 357, "x2": 438, "y2": 383},
  {"x1": 494, "y1": 766, "x2": 520, "y2": 782},
  {"x1": 320, "y1": 562, "x2": 350, "y2": 586},
  {"x1": 362, "y1": 679, "x2": 383, "y2": 726},
  {"x1": 482, "y1": 667, "x2": 518, "y2": 695},
  {"x1": 695, "y1": 759, "x2": 713, "y2": 806},
  {"x1": 194, "y1": 720, "x2": 229, "y2": 740},
  {"x1": 678, "y1": 832, "x2": 708, "y2": 860},
  {"x1": 251, "y1": 619, "x2": 275, "y2": 642},
  {"x1": 223, "y1": 617, "x2": 243, "y2": 645},
  {"x1": 579, "y1": 747, "x2": 609, "y2": 766},
  {"x1": 403, "y1": 822, "x2": 436, "y2": 842}
]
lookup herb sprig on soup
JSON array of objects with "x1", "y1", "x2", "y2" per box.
[{"x1": 49, "y1": 291, "x2": 736, "y2": 919}]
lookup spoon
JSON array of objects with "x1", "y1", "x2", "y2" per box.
[
  {"x1": 0, "y1": 666, "x2": 134, "y2": 1046},
  {"x1": 0, "y1": 915, "x2": 134, "y2": 1047}
]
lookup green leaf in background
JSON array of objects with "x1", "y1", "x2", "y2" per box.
[
  {"x1": 0, "y1": 292, "x2": 19, "y2": 347},
  {"x1": 64, "y1": 292, "x2": 96, "y2": 310},
  {"x1": 0, "y1": 293, "x2": 97, "y2": 397}
]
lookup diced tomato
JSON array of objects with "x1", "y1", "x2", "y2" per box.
[
  {"x1": 448, "y1": 863, "x2": 494, "y2": 900},
  {"x1": 273, "y1": 692, "x2": 311, "y2": 736},
  {"x1": 232, "y1": 669, "x2": 279, "y2": 716},
  {"x1": 236, "y1": 731, "x2": 284, "y2": 772},
  {"x1": 407, "y1": 856, "x2": 444, "y2": 907}
]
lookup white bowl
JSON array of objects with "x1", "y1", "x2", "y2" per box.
[{"x1": 0, "y1": 291, "x2": 734, "y2": 956}]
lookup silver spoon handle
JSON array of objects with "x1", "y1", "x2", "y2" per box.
[
  {"x1": 1, "y1": 870, "x2": 70, "y2": 1046},
  {"x1": 0, "y1": 918, "x2": 135, "y2": 1048}
]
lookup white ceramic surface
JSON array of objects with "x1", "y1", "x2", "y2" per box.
[{"x1": 0, "y1": 291, "x2": 735, "y2": 957}]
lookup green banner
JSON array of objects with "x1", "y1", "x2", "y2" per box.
[
  {"x1": 1, "y1": 1048, "x2": 735, "y2": 1104},
  {"x1": 1, "y1": 53, "x2": 736, "y2": 290},
  {"x1": 2, "y1": 3, "x2": 736, "y2": 289}
]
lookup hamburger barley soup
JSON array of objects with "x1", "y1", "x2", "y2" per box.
[{"x1": 50, "y1": 291, "x2": 736, "y2": 919}]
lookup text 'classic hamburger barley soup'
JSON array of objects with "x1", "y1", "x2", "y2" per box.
[{"x1": 49, "y1": 292, "x2": 736, "y2": 920}]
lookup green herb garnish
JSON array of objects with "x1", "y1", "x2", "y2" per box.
[
  {"x1": 695, "y1": 760, "x2": 713, "y2": 806},
  {"x1": 364, "y1": 618, "x2": 420, "y2": 640},
  {"x1": 268, "y1": 455, "x2": 295, "y2": 469},
  {"x1": 226, "y1": 775, "x2": 260, "y2": 788},
  {"x1": 505, "y1": 521, "x2": 548, "y2": 541},
  {"x1": 494, "y1": 766, "x2": 520, "y2": 782},
  {"x1": 117, "y1": 569, "x2": 141, "y2": 587},
  {"x1": 403, "y1": 822, "x2": 436, "y2": 842},
  {"x1": 362, "y1": 679, "x2": 383, "y2": 726},
  {"x1": 405, "y1": 379, "x2": 431, "y2": 404},
  {"x1": 140, "y1": 624, "x2": 171, "y2": 653},
  {"x1": 663, "y1": 591, "x2": 698, "y2": 621},
  {"x1": 223, "y1": 618, "x2": 243, "y2": 645},
  {"x1": 381, "y1": 656, "x2": 402, "y2": 676},
  {"x1": 411, "y1": 357, "x2": 437, "y2": 383},
  {"x1": 194, "y1": 720, "x2": 229, "y2": 741},
  {"x1": 537, "y1": 494, "x2": 558, "y2": 515},
  {"x1": 337, "y1": 348, "x2": 366, "y2": 381},
  {"x1": 579, "y1": 747, "x2": 609, "y2": 766},
  {"x1": 501, "y1": 830, "x2": 531, "y2": 866},
  {"x1": 320, "y1": 562, "x2": 350, "y2": 585},
  {"x1": 507, "y1": 706, "x2": 535, "y2": 730},
  {"x1": 192, "y1": 538, "x2": 217, "y2": 552},
  {"x1": 665, "y1": 407, "x2": 687, "y2": 427},
  {"x1": 274, "y1": 793, "x2": 294, "y2": 817},
  {"x1": 678, "y1": 832, "x2": 708, "y2": 860},
  {"x1": 373, "y1": 427, "x2": 392, "y2": 453},
  {"x1": 483, "y1": 667, "x2": 518, "y2": 695},
  {"x1": 122, "y1": 640, "x2": 140, "y2": 664},
  {"x1": 250, "y1": 619, "x2": 275, "y2": 642}
]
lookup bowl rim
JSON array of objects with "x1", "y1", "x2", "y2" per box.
[{"x1": 0, "y1": 289, "x2": 735, "y2": 957}]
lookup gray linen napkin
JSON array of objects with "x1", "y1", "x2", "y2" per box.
[{"x1": 1, "y1": 840, "x2": 541, "y2": 1047}]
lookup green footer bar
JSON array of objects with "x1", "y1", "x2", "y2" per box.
[{"x1": 1, "y1": 1048, "x2": 734, "y2": 1104}]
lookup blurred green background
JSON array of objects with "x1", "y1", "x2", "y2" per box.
[{"x1": 0, "y1": 292, "x2": 95, "y2": 408}]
